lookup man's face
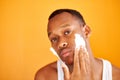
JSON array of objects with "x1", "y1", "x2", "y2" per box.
[{"x1": 47, "y1": 12, "x2": 84, "y2": 65}]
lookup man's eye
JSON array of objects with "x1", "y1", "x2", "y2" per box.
[
  {"x1": 64, "y1": 31, "x2": 70, "y2": 35},
  {"x1": 51, "y1": 38, "x2": 57, "y2": 43}
]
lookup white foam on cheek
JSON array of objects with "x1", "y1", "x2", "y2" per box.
[{"x1": 75, "y1": 34, "x2": 85, "y2": 49}]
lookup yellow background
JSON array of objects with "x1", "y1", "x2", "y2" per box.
[{"x1": 0, "y1": 0, "x2": 120, "y2": 80}]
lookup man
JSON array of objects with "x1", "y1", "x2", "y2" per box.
[{"x1": 35, "y1": 9, "x2": 120, "y2": 80}]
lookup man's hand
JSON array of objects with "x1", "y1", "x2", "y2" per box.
[{"x1": 62, "y1": 46, "x2": 92, "y2": 80}]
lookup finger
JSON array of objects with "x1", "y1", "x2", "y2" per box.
[
  {"x1": 62, "y1": 62, "x2": 70, "y2": 80},
  {"x1": 79, "y1": 46, "x2": 90, "y2": 73},
  {"x1": 73, "y1": 47, "x2": 80, "y2": 73},
  {"x1": 84, "y1": 48, "x2": 91, "y2": 74}
]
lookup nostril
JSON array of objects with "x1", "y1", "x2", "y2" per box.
[
  {"x1": 63, "y1": 44, "x2": 66, "y2": 47},
  {"x1": 58, "y1": 42, "x2": 68, "y2": 49},
  {"x1": 63, "y1": 42, "x2": 67, "y2": 47}
]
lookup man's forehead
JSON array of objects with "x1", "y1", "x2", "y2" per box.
[
  {"x1": 47, "y1": 13, "x2": 73, "y2": 32},
  {"x1": 48, "y1": 13, "x2": 81, "y2": 28}
]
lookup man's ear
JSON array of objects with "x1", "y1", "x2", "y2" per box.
[{"x1": 82, "y1": 25, "x2": 91, "y2": 38}]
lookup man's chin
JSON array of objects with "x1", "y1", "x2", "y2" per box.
[{"x1": 64, "y1": 59, "x2": 73, "y2": 65}]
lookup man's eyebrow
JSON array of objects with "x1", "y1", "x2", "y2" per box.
[{"x1": 60, "y1": 24, "x2": 71, "y2": 28}]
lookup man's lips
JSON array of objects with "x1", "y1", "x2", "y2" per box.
[{"x1": 60, "y1": 49, "x2": 71, "y2": 58}]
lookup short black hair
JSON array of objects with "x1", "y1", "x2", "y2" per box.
[{"x1": 48, "y1": 9, "x2": 86, "y2": 26}]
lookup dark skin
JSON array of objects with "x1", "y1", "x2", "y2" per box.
[{"x1": 35, "y1": 12, "x2": 120, "y2": 80}]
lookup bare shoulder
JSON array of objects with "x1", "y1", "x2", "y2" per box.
[
  {"x1": 112, "y1": 64, "x2": 120, "y2": 80},
  {"x1": 34, "y1": 61, "x2": 57, "y2": 80}
]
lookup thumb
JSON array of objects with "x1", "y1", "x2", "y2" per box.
[{"x1": 62, "y1": 62, "x2": 70, "y2": 80}]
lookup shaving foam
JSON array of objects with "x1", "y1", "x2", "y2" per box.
[{"x1": 75, "y1": 34, "x2": 85, "y2": 49}]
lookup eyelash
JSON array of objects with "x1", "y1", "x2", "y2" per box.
[
  {"x1": 64, "y1": 30, "x2": 70, "y2": 35},
  {"x1": 51, "y1": 38, "x2": 57, "y2": 43}
]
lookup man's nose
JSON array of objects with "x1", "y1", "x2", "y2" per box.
[{"x1": 58, "y1": 42, "x2": 68, "y2": 49}]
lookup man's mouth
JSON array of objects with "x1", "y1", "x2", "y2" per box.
[{"x1": 60, "y1": 49, "x2": 71, "y2": 58}]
